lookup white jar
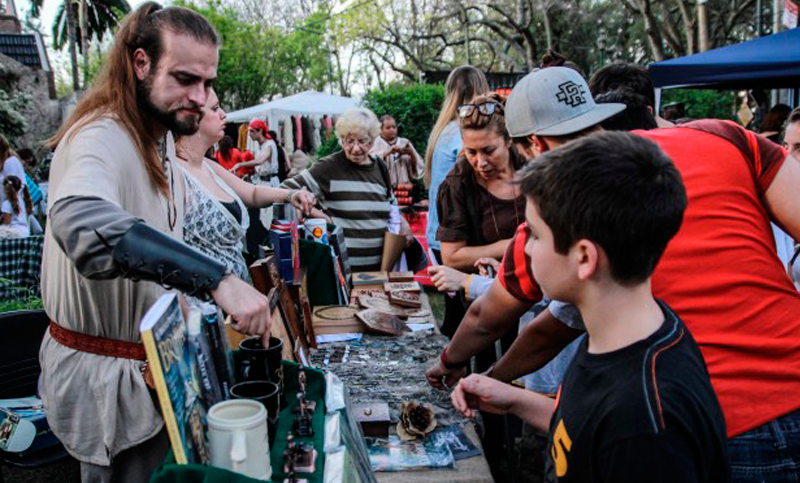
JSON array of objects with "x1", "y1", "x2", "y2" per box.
[{"x1": 207, "y1": 399, "x2": 272, "y2": 480}]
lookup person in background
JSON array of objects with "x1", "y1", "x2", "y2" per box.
[
  {"x1": 662, "y1": 102, "x2": 686, "y2": 123},
  {"x1": 214, "y1": 135, "x2": 242, "y2": 172},
  {"x1": 282, "y1": 108, "x2": 412, "y2": 272},
  {"x1": 424, "y1": 65, "x2": 488, "y2": 257},
  {"x1": 539, "y1": 49, "x2": 585, "y2": 77},
  {"x1": 269, "y1": 129, "x2": 291, "y2": 182},
  {"x1": 759, "y1": 103, "x2": 791, "y2": 144},
  {"x1": 784, "y1": 107, "x2": 800, "y2": 160},
  {"x1": 435, "y1": 93, "x2": 527, "y2": 338},
  {"x1": 288, "y1": 149, "x2": 312, "y2": 178},
  {"x1": 234, "y1": 119, "x2": 278, "y2": 186},
  {"x1": 13, "y1": 147, "x2": 44, "y2": 211},
  {"x1": 0, "y1": 134, "x2": 26, "y2": 208},
  {"x1": 174, "y1": 89, "x2": 315, "y2": 280},
  {"x1": 371, "y1": 115, "x2": 424, "y2": 187},
  {"x1": 595, "y1": 89, "x2": 658, "y2": 132},
  {"x1": 1, "y1": 175, "x2": 33, "y2": 237},
  {"x1": 17, "y1": 148, "x2": 41, "y2": 181},
  {"x1": 589, "y1": 62, "x2": 674, "y2": 129}
]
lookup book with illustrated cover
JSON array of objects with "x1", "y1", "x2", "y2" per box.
[
  {"x1": 365, "y1": 434, "x2": 455, "y2": 472},
  {"x1": 198, "y1": 302, "x2": 234, "y2": 400},
  {"x1": 140, "y1": 293, "x2": 210, "y2": 465},
  {"x1": 186, "y1": 309, "x2": 222, "y2": 407}
]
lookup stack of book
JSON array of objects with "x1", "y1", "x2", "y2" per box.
[
  {"x1": 270, "y1": 220, "x2": 300, "y2": 284},
  {"x1": 140, "y1": 295, "x2": 235, "y2": 465}
]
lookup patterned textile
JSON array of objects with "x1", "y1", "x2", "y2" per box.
[
  {"x1": 179, "y1": 164, "x2": 250, "y2": 281},
  {"x1": 25, "y1": 173, "x2": 43, "y2": 205},
  {"x1": 0, "y1": 235, "x2": 44, "y2": 301}
]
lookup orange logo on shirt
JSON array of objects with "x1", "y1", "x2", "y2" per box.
[{"x1": 550, "y1": 419, "x2": 573, "y2": 477}]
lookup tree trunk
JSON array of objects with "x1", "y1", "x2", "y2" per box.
[
  {"x1": 541, "y1": 2, "x2": 553, "y2": 51},
  {"x1": 638, "y1": 0, "x2": 666, "y2": 61},
  {"x1": 674, "y1": 0, "x2": 696, "y2": 55},
  {"x1": 81, "y1": 0, "x2": 89, "y2": 87},
  {"x1": 66, "y1": 0, "x2": 80, "y2": 91},
  {"x1": 697, "y1": 0, "x2": 709, "y2": 51}
]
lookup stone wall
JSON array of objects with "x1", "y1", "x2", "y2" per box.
[{"x1": 0, "y1": 52, "x2": 60, "y2": 154}]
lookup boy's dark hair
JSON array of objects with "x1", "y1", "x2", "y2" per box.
[
  {"x1": 595, "y1": 89, "x2": 658, "y2": 131},
  {"x1": 589, "y1": 63, "x2": 655, "y2": 108},
  {"x1": 520, "y1": 131, "x2": 687, "y2": 284},
  {"x1": 789, "y1": 106, "x2": 800, "y2": 125},
  {"x1": 760, "y1": 103, "x2": 791, "y2": 133}
]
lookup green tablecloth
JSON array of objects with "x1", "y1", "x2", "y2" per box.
[{"x1": 150, "y1": 361, "x2": 326, "y2": 483}]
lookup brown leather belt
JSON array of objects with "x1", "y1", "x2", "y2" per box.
[{"x1": 49, "y1": 321, "x2": 147, "y2": 361}]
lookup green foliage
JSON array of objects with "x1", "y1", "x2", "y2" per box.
[
  {"x1": 661, "y1": 89, "x2": 737, "y2": 122},
  {"x1": 179, "y1": 1, "x2": 332, "y2": 111},
  {"x1": 0, "y1": 278, "x2": 42, "y2": 313},
  {"x1": 0, "y1": 88, "x2": 28, "y2": 138},
  {"x1": 362, "y1": 83, "x2": 446, "y2": 156},
  {"x1": 82, "y1": 46, "x2": 107, "y2": 88},
  {"x1": 316, "y1": 134, "x2": 341, "y2": 159},
  {"x1": 52, "y1": 0, "x2": 130, "y2": 52}
]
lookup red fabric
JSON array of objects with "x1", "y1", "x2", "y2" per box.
[
  {"x1": 248, "y1": 119, "x2": 268, "y2": 134},
  {"x1": 499, "y1": 121, "x2": 800, "y2": 437},
  {"x1": 238, "y1": 150, "x2": 256, "y2": 177},
  {"x1": 214, "y1": 148, "x2": 242, "y2": 172},
  {"x1": 498, "y1": 222, "x2": 542, "y2": 304}
]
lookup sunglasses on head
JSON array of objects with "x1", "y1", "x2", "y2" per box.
[{"x1": 457, "y1": 101, "x2": 504, "y2": 119}]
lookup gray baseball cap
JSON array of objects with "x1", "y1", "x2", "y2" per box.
[{"x1": 506, "y1": 67, "x2": 625, "y2": 137}]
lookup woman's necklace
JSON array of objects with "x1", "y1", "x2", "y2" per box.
[{"x1": 487, "y1": 180, "x2": 521, "y2": 241}]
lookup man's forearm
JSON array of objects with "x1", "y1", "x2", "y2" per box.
[
  {"x1": 51, "y1": 196, "x2": 228, "y2": 298},
  {"x1": 491, "y1": 308, "x2": 582, "y2": 383},
  {"x1": 445, "y1": 279, "x2": 532, "y2": 365}
]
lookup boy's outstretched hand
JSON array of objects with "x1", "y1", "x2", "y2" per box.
[{"x1": 451, "y1": 374, "x2": 520, "y2": 419}]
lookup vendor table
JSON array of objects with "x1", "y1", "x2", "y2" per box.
[{"x1": 309, "y1": 291, "x2": 494, "y2": 483}]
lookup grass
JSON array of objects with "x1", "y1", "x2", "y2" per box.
[{"x1": 0, "y1": 278, "x2": 43, "y2": 313}]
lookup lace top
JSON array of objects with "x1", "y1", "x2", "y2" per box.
[{"x1": 179, "y1": 161, "x2": 250, "y2": 280}]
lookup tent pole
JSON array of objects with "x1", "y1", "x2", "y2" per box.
[{"x1": 655, "y1": 88, "x2": 662, "y2": 114}]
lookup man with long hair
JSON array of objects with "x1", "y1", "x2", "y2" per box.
[{"x1": 41, "y1": 3, "x2": 270, "y2": 480}]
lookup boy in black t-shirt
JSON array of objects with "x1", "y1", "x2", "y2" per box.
[{"x1": 451, "y1": 131, "x2": 730, "y2": 482}]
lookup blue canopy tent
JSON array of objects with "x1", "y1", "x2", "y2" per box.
[{"x1": 648, "y1": 27, "x2": 800, "y2": 92}]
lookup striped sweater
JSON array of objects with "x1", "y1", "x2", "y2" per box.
[{"x1": 282, "y1": 150, "x2": 393, "y2": 271}]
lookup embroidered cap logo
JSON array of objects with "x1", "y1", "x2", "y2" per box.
[{"x1": 555, "y1": 81, "x2": 587, "y2": 108}]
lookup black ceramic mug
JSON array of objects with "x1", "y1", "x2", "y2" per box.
[
  {"x1": 229, "y1": 380, "x2": 280, "y2": 446},
  {"x1": 239, "y1": 336, "x2": 283, "y2": 391}
]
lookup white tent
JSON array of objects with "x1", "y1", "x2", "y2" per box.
[{"x1": 226, "y1": 90, "x2": 361, "y2": 128}]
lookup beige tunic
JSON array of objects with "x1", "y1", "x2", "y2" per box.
[{"x1": 39, "y1": 116, "x2": 185, "y2": 465}]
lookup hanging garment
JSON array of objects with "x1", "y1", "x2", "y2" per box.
[
  {"x1": 294, "y1": 115, "x2": 304, "y2": 152},
  {"x1": 312, "y1": 116, "x2": 322, "y2": 152},
  {"x1": 238, "y1": 124, "x2": 248, "y2": 151},
  {"x1": 283, "y1": 116, "x2": 294, "y2": 154},
  {"x1": 323, "y1": 115, "x2": 334, "y2": 141},
  {"x1": 301, "y1": 116, "x2": 313, "y2": 154}
]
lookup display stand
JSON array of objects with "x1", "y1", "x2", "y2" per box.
[{"x1": 150, "y1": 362, "x2": 326, "y2": 483}]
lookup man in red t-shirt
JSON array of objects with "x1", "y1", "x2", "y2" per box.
[{"x1": 427, "y1": 66, "x2": 800, "y2": 481}]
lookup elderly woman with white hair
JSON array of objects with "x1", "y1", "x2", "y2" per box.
[{"x1": 282, "y1": 108, "x2": 410, "y2": 271}]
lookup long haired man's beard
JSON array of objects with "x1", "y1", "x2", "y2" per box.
[{"x1": 137, "y1": 78, "x2": 202, "y2": 136}]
